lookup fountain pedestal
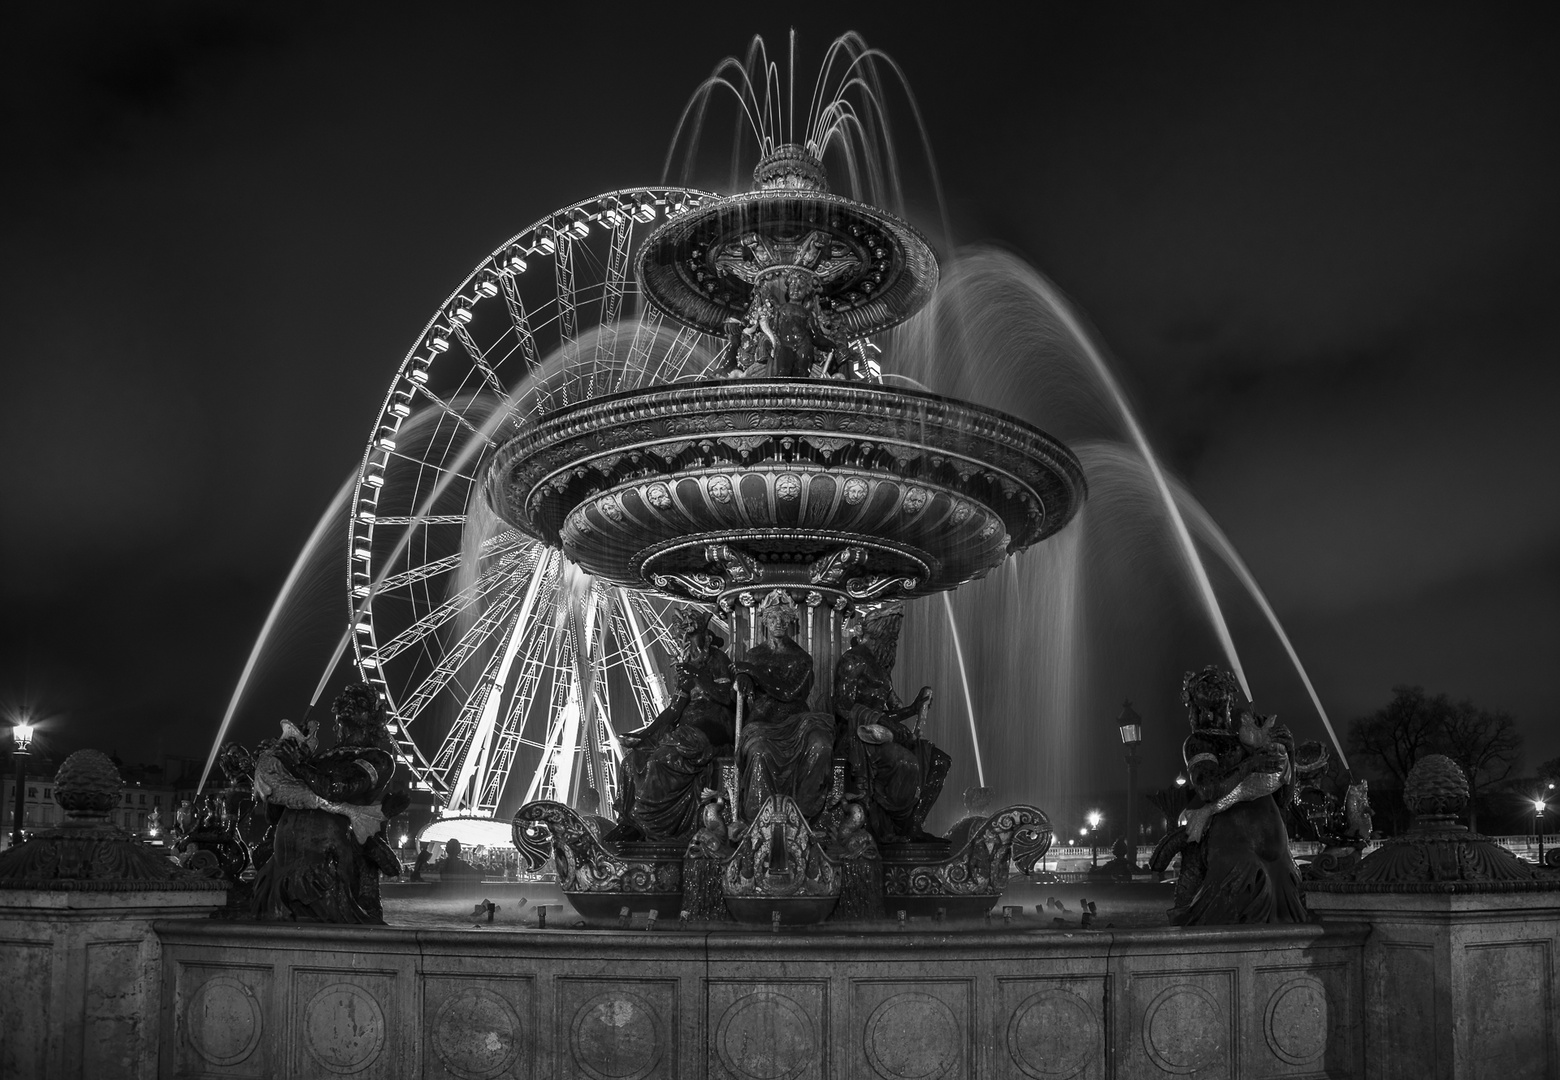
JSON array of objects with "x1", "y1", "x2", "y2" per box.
[
  {"x1": 0, "y1": 751, "x2": 228, "y2": 1080},
  {"x1": 1305, "y1": 754, "x2": 1560, "y2": 1080},
  {"x1": 1306, "y1": 888, "x2": 1560, "y2": 1079}
]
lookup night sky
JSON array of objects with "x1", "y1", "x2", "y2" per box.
[{"x1": 3, "y1": 5, "x2": 1556, "y2": 787}]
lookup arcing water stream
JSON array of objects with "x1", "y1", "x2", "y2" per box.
[{"x1": 205, "y1": 34, "x2": 1345, "y2": 830}]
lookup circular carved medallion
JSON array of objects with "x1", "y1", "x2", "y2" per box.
[
  {"x1": 776, "y1": 474, "x2": 802, "y2": 500},
  {"x1": 187, "y1": 976, "x2": 262, "y2": 1067},
  {"x1": 570, "y1": 990, "x2": 662, "y2": 1080},
  {"x1": 1264, "y1": 978, "x2": 1328, "y2": 1066},
  {"x1": 715, "y1": 991, "x2": 817, "y2": 1080},
  {"x1": 433, "y1": 987, "x2": 522, "y2": 1079},
  {"x1": 1006, "y1": 989, "x2": 1098, "y2": 1079},
  {"x1": 842, "y1": 478, "x2": 869, "y2": 505},
  {"x1": 303, "y1": 983, "x2": 386, "y2": 1075},
  {"x1": 864, "y1": 992, "x2": 960, "y2": 1080},
  {"x1": 1142, "y1": 985, "x2": 1224, "y2": 1075}
]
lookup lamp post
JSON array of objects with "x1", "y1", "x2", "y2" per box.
[
  {"x1": 1086, "y1": 811, "x2": 1102, "y2": 867},
  {"x1": 11, "y1": 720, "x2": 34, "y2": 849},
  {"x1": 1535, "y1": 798, "x2": 1548, "y2": 867},
  {"x1": 1117, "y1": 700, "x2": 1144, "y2": 869}
]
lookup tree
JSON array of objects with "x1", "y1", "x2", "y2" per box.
[
  {"x1": 1440, "y1": 706, "x2": 1522, "y2": 831},
  {"x1": 1347, "y1": 686, "x2": 1455, "y2": 786},
  {"x1": 1346, "y1": 686, "x2": 1523, "y2": 831}
]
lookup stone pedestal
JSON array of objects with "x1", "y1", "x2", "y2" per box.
[
  {"x1": 1303, "y1": 754, "x2": 1560, "y2": 1080},
  {"x1": 0, "y1": 749, "x2": 230, "y2": 1078},
  {"x1": 1307, "y1": 887, "x2": 1560, "y2": 1080},
  {"x1": 0, "y1": 887, "x2": 230, "y2": 1079}
]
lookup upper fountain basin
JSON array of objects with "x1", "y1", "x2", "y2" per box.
[{"x1": 485, "y1": 379, "x2": 1085, "y2": 607}]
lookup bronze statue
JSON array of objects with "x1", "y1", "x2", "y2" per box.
[
  {"x1": 1168, "y1": 667, "x2": 1308, "y2": 925},
  {"x1": 732, "y1": 591, "x2": 836, "y2": 822},
  {"x1": 614, "y1": 609, "x2": 736, "y2": 841},
  {"x1": 833, "y1": 604, "x2": 949, "y2": 842},
  {"x1": 250, "y1": 686, "x2": 406, "y2": 923},
  {"x1": 945, "y1": 785, "x2": 995, "y2": 851},
  {"x1": 721, "y1": 266, "x2": 847, "y2": 379}
]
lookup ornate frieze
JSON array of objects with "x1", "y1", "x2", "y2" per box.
[{"x1": 487, "y1": 380, "x2": 1083, "y2": 609}]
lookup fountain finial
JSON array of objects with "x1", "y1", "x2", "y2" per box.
[{"x1": 753, "y1": 143, "x2": 829, "y2": 192}]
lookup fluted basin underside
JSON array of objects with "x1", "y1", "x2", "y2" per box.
[{"x1": 488, "y1": 380, "x2": 1085, "y2": 606}]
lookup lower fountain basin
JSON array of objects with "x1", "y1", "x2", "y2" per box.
[
  {"x1": 154, "y1": 916, "x2": 1372, "y2": 1079},
  {"x1": 560, "y1": 840, "x2": 685, "y2": 923}
]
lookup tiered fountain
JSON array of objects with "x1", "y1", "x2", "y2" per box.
[
  {"x1": 11, "y1": 36, "x2": 1556, "y2": 1080},
  {"x1": 504, "y1": 140, "x2": 1079, "y2": 927}
]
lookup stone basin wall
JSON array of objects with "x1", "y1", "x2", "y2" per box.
[{"x1": 154, "y1": 919, "x2": 1367, "y2": 1079}]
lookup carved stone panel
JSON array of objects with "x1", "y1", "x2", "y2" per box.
[
  {"x1": 83, "y1": 939, "x2": 151, "y2": 1078},
  {"x1": 849, "y1": 979, "x2": 971, "y2": 1080},
  {"x1": 177, "y1": 963, "x2": 273, "y2": 1078},
  {"x1": 995, "y1": 977, "x2": 1105, "y2": 1080},
  {"x1": 0, "y1": 940, "x2": 52, "y2": 1080},
  {"x1": 707, "y1": 980, "x2": 827, "y2": 1080},
  {"x1": 1124, "y1": 970, "x2": 1233, "y2": 1079},
  {"x1": 1464, "y1": 940, "x2": 1553, "y2": 1080},
  {"x1": 422, "y1": 975, "x2": 534, "y2": 1080},
  {"x1": 291, "y1": 969, "x2": 396, "y2": 1078},
  {"x1": 1378, "y1": 943, "x2": 1436, "y2": 1080},
  {"x1": 1250, "y1": 961, "x2": 1356, "y2": 1077},
  {"x1": 557, "y1": 977, "x2": 677, "y2": 1080}
]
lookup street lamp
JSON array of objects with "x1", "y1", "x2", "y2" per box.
[
  {"x1": 11, "y1": 720, "x2": 35, "y2": 849},
  {"x1": 1086, "y1": 810, "x2": 1103, "y2": 867},
  {"x1": 1535, "y1": 798, "x2": 1548, "y2": 867},
  {"x1": 1117, "y1": 700, "x2": 1144, "y2": 869}
]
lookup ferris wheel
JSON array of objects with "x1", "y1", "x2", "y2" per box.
[{"x1": 347, "y1": 186, "x2": 725, "y2": 821}]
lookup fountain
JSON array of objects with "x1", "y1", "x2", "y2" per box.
[
  {"x1": 6, "y1": 32, "x2": 1559, "y2": 1080},
  {"x1": 497, "y1": 130, "x2": 1076, "y2": 925}
]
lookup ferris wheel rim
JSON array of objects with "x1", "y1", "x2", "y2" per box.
[{"x1": 344, "y1": 185, "x2": 721, "y2": 805}]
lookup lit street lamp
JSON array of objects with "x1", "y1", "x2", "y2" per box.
[
  {"x1": 1086, "y1": 811, "x2": 1102, "y2": 867},
  {"x1": 11, "y1": 720, "x2": 35, "y2": 849},
  {"x1": 1535, "y1": 798, "x2": 1548, "y2": 867},
  {"x1": 1117, "y1": 700, "x2": 1144, "y2": 869}
]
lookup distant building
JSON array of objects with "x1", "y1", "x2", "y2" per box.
[{"x1": 0, "y1": 755, "x2": 197, "y2": 850}]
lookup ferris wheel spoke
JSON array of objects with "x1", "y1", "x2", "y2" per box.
[
  {"x1": 372, "y1": 531, "x2": 525, "y2": 595},
  {"x1": 439, "y1": 557, "x2": 564, "y2": 803},
  {"x1": 411, "y1": 383, "x2": 499, "y2": 447},
  {"x1": 616, "y1": 306, "x2": 665, "y2": 394},
  {"x1": 441, "y1": 553, "x2": 556, "y2": 809},
  {"x1": 383, "y1": 447, "x2": 482, "y2": 486},
  {"x1": 371, "y1": 561, "x2": 517, "y2": 664},
  {"x1": 451, "y1": 321, "x2": 515, "y2": 406},
  {"x1": 554, "y1": 233, "x2": 581, "y2": 402},
  {"x1": 611, "y1": 589, "x2": 668, "y2": 721},
  {"x1": 498, "y1": 269, "x2": 550, "y2": 415},
  {"x1": 626, "y1": 590, "x2": 684, "y2": 655},
  {"x1": 591, "y1": 217, "x2": 634, "y2": 398},
  {"x1": 646, "y1": 323, "x2": 706, "y2": 385},
  {"x1": 385, "y1": 718, "x2": 443, "y2": 793},
  {"x1": 393, "y1": 576, "x2": 538, "y2": 725},
  {"x1": 365, "y1": 514, "x2": 466, "y2": 526},
  {"x1": 428, "y1": 635, "x2": 514, "y2": 780}
]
